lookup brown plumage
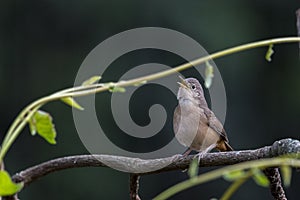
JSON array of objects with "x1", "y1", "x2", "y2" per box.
[{"x1": 173, "y1": 77, "x2": 233, "y2": 157}]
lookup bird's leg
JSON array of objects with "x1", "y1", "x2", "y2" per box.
[
  {"x1": 195, "y1": 144, "x2": 216, "y2": 164},
  {"x1": 182, "y1": 148, "x2": 193, "y2": 156},
  {"x1": 171, "y1": 148, "x2": 192, "y2": 162}
]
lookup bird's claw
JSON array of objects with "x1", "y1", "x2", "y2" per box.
[
  {"x1": 171, "y1": 154, "x2": 186, "y2": 162},
  {"x1": 194, "y1": 152, "x2": 205, "y2": 164}
]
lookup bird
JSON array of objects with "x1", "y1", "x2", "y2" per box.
[{"x1": 173, "y1": 76, "x2": 233, "y2": 161}]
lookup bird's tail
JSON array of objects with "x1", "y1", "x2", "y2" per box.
[
  {"x1": 224, "y1": 141, "x2": 234, "y2": 151},
  {"x1": 217, "y1": 140, "x2": 234, "y2": 151}
]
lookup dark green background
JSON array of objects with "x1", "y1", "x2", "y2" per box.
[{"x1": 1, "y1": 0, "x2": 300, "y2": 199}]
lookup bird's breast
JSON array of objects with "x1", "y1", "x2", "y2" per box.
[
  {"x1": 173, "y1": 101, "x2": 204, "y2": 148},
  {"x1": 173, "y1": 101, "x2": 220, "y2": 151}
]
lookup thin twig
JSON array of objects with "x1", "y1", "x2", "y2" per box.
[
  {"x1": 263, "y1": 168, "x2": 287, "y2": 200},
  {"x1": 130, "y1": 174, "x2": 141, "y2": 200}
]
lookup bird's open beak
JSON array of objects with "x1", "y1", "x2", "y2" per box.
[{"x1": 177, "y1": 76, "x2": 189, "y2": 89}]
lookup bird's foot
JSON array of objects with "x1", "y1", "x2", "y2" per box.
[
  {"x1": 171, "y1": 154, "x2": 190, "y2": 172},
  {"x1": 194, "y1": 152, "x2": 205, "y2": 164},
  {"x1": 171, "y1": 154, "x2": 186, "y2": 162},
  {"x1": 171, "y1": 148, "x2": 192, "y2": 163}
]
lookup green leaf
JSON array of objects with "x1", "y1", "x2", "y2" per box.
[
  {"x1": 28, "y1": 117, "x2": 37, "y2": 136},
  {"x1": 0, "y1": 170, "x2": 23, "y2": 196},
  {"x1": 280, "y1": 165, "x2": 292, "y2": 187},
  {"x1": 30, "y1": 110, "x2": 57, "y2": 144},
  {"x1": 265, "y1": 44, "x2": 274, "y2": 62},
  {"x1": 223, "y1": 169, "x2": 246, "y2": 181},
  {"x1": 61, "y1": 97, "x2": 84, "y2": 110},
  {"x1": 82, "y1": 75, "x2": 102, "y2": 86},
  {"x1": 204, "y1": 61, "x2": 214, "y2": 88},
  {"x1": 251, "y1": 168, "x2": 269, "y2": 187},
  {"x1": 188, "y1": 158, "x2": 199, "y2": 178},
  {"x1": 109, "y1": 86, "x2": 126, "y2": 93}
]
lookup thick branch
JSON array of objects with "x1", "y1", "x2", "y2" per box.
[
  {"x1": 11, "y1": 138, "x2": 300, "y2": 186},
  {"x1": 5, "y1": 138, "x2": 300, "y2": 200}
]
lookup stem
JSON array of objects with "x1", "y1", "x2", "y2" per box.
[
  {"x1": 51, "y1": 83, "x2": 104, "y2": 96},
  {"x1": 0, "y1": 37, "x2": 299, "y2": 164},
  {"x1": 153, "y1": 158, "x2": 300, "y2": 200},
  {"x1": 2, "y1": 83, "x2": 105, "y2": 146},
  {"x1": 0, "y1": 106, "x2": 42, "y2": 161},
  {"x1": 220, "y1": 171, "x2": 252, "y2": 200}
]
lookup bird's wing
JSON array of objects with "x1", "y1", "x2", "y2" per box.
[{"x1": 203, "y1": 108, "x2": 229, "y2": 142}]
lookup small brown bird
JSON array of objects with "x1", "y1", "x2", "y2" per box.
[{"x1": 173, "y1": 77, "x2": 233, "y2": 160}]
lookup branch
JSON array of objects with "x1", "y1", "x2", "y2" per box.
[
  {"x1": 3, "y1": 138, "x2": 299, "y2": 200},
  {"x1": 129, "y1": 174, "x2": 141, "y2": 200},
  {"x1": 153, "y1": 138, "x2": 300, "y2": 200},
  {"x1": 263, "y1": 168, "x2": 287, "y2": 200}
]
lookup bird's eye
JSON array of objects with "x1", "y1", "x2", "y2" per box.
[{"x1": 191, "y1": 84, "x2": 196, "y2": 90}]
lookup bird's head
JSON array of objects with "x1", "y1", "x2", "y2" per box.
[{"x1": 177, "y1": 76, "x2": 208, "y2": 107}]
